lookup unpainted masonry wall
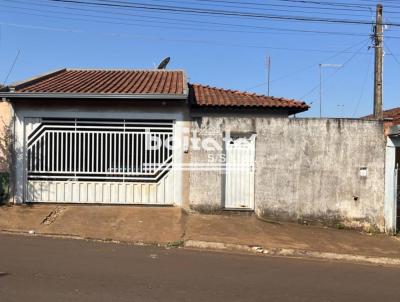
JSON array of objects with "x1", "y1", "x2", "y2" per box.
[{"x1": 189, "y1": 117, "x2": 386, "y2": 231}]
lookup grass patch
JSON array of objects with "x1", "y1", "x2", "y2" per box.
[
  {"x1": 167, "y1": 239, "x2": 185, "y2": 248},
  {"x1": 0, "y1": 173, "x2": 9, "y2": 204},
  {"x1": 335, "y1": 222, "x2": 347, "y2": 230}
]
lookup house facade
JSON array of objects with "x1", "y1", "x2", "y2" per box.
[
  {"x1": 0, "y1": 68, "x2": 392, "y2": 232},
  {"x1": 364, "y1": 108, "x2": 400, "y2": 233}
]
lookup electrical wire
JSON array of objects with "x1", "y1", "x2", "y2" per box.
[
  {"x1": 3, "y1": 50, "x2": 21, "y2": 84},
  {"x1": 298, "y1": 40, "x2": 370, "y2": 100},
  {"x1": 5, "y1": 0, "x2": 400, "y2": 39},
  {"x1": 384, "y1": 40, "x2": 400, "y2": 68},
  {"x1": 0, "y1": 21, "x2": 382, "y2": 55},
  {"x1": 352, "y1": 52, "x2": 373, "y2": 117},
  {"x1": 128, "y1": 0, "x2": 373, "y2": 14},
  {"x1": 245, "y1": 38, "x2": 370, "y2": 90},
  {"x1": 1, "y1": 1, "x2": 376, "y2": 38},
  {"x1": 45, "y1": 0, "x2": 400, "y2": 27}
]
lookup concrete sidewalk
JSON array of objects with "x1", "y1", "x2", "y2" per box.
[
  {"x1": 1, "y1": 204, "x2": 400, "y2": 265},
  {"x1": 0, "y1": 204, "x2": 185, "y2": 244},
  {"x1": 185, "y1": 214, "x2": 400, "y2": 258}
]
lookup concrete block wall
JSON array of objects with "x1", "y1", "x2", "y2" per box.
[{"x1": 189, "y1": 117, "x2": 386, "y2": 231}]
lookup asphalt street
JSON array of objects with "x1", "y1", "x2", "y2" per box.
[{"x1": 0, "y1": 234, "x2": 400, "y2": 302}]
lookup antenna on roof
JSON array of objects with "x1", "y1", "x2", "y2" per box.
[{"x1": 157, "y1": 57, "x2": 170, "y2": 69}]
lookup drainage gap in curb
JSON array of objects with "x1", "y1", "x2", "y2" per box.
[{"x1": 41, "y1": 207, "x2": 66, "y2": 225}]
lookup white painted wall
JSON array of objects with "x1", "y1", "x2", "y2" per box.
[{"x1": 385, "y1": 136, "x2": 400, "y2": 233}]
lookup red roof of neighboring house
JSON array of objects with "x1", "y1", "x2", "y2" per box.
[
  {"x1": 189, "y1": 83, "x2": 309, "y2": 112},
  {"x1": 4, "y1": 68, "x2": 186, "y2": 96},
  {"x1": 0, "y1": 68, "x2": 309, "y2": 113},
  {"x1": 363, "y1": 107, "x2": 400, "y2": 124}
]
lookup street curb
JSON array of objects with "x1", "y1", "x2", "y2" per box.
[
  {"x1": 0, "y1": 229, "x2": 165, "y2": 247},
  {"x1": 184, "y1": 240, "x2": 400, "y2": 267},
  {"x1": 3, "y1": 229, "x2": 400, "y2": 267}
]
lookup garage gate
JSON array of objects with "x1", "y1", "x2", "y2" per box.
[{"x1": 25, "y1": 118, "x2": 176, "y2": 204}]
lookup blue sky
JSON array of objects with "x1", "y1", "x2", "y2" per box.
[{"x1": 0, "y1": 0, "x2": 398, "y2": 118}]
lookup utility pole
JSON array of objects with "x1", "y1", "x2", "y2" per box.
[{"x1": 373, "y1": 3, "x2": 384, "y2": 120}]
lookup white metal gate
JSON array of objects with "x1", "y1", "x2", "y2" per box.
[
  {"x1": 396, "y1": 163, "x2": 399, "y2": 231},
  {"x1": 25, "y1": 118, "x2": 176, "y2": 204},
  {"x1": 224, "y1": 135, "x2": 255, "y2": 209}
]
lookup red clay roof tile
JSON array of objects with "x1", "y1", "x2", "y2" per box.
[
  {"x1": 189, "y1": 83, "x2": 309, "y2": 112},
  {"x1": 363, "y1": 107, "x2": 400, "y2": 124},
  {"x1": 0, "y1": 68, "x2": 309, "y2": 113},
  {"x1": 11, "y1": 69, "x2": 186, "y2": 95}
]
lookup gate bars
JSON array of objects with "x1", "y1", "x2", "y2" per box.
[{"x1": 26, "y1": 118, "x2": 174, "y2": 182}]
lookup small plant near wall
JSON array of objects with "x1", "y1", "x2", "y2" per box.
[
  {"x1": 0, "y1": 174, "x2": 8, "y2": 203},
  {"x1": 0, "y1": 120, "x2": 11, "y2": 204}
]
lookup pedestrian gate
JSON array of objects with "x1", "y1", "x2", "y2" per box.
[
  {"x1": 224, "y1": 135, "x2": 255, "y2": 209},
  {"x1": 25, "y1": 118, "x2": 176, "y2": 204}
]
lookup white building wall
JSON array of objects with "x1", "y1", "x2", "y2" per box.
[{"x1": 385, "y1": 136, "x2": 400, "y2": 233}]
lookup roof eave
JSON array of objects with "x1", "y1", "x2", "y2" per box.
[
  {"x1": 190, "y1": 103, "x2": 309, "y2": 113},
  {"x1": 0, "y1": 92, "x2": 188, "y2": 100},
  {"x1": 288, "y1": 106, "x2": 310, "y2": 115},
  {"x1": 8, "y1": 68, "x2": 67, "y2": 90}
]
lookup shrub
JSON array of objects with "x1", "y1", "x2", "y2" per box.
[{"x1": 0, "y1": 120, "x2": 11, "y2": 204}]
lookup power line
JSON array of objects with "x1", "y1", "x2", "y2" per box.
[
  {"x1": 3, "y1": 1, "x2": 400, "y2": 51},
  {"x1": 135, "y1": 0, "x2": 373, "y2": 14},
  {"x1": 45, "y1": 0, "x2": 400, "y2": 27},
  {"x1": 6, "y1": 0, "x2": 400, "y2": 39},
  {"x1": 1, "y1": 1, "x2": 377, "y2": 38},
  {"x1": 352, "y1": 52, "x2": 373, "y2": 117},
  {"x1": 245, "y1": 38, "x2": 369, "y2": 90},
  {"x1": 114, "y1": 0, "x2": 373, "y2": 17},
  {"x1": 95, "y1": 0, "x2": 400, "y2": 14},
  {"x1": 0, "y1": 21, "x2": 383, "y2": 55},
  {"x1": 384, "y1": 40, "x2": 400, "y2": 68},
  {"x1": 271, "y1": 0, "x2": 370, "y2": 9},
  {"x1": 181, "y1": 0, "x2": 400, "y2": 14},
  {"x1": 298, "y1": 40, "x2": 369, "y2": 100},
  {"x1": 3, "y1": 50, "x2": 21, "y2": 84}
]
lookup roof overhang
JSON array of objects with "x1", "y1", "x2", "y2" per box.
[
  {"x1": 190, "y1": 104, "x2": 308, "y2": 115},
  {"x1": 0, "y1": 92, "x2": 188, "y2": 100}
]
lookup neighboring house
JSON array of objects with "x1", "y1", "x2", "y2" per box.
[
  {"x1": 363, "y1": 108, "x2": 400, "y2": 233},
  {"x1": 369, "y1": 108, "x2": 400, "y2": 233},
  {"x1": 0, "y1": 84, "x2": 12, "y2": 173},
  {"x1": 381, "y1": 107, "x2": 400, "y2": 126},
  {"x1": 0, "y1": 68, "x2": 391, "y2": 232},
  {"x1": 364, "y1": 107, "x2": 400, "y2": 134}
]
